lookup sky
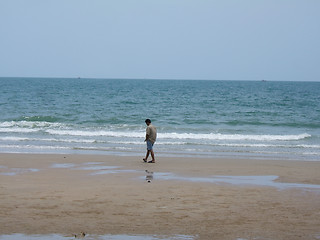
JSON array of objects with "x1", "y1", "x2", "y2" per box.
[{"x1": 0, "y1": 0, "x2": 319, "y2": 81}]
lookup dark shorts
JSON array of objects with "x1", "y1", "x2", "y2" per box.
[{"x1": 146, "y1": 140, "x2": 154, "y2": 150}]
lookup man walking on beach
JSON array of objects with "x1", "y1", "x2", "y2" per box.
[{"x1": 143, "y1": 119, "x2": 157, "y2": 163}]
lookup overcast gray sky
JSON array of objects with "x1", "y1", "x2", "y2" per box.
[{"x1": 0, "y1": 0, "x2": 319, "y2": 81}]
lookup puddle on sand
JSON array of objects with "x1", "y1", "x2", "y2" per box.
[
  {"x1": 50, "y1": 162, "x2": 136, "y2": 175},
  {"x1": 51, "y1": 163, "x2": 76, "y2": 169},
  {"x1": 82, "y1": 162, "x2": 104, "y2": 165},
  {"x1": 0, "y1": 167, "x2": 39, "y2": 176},
  {"x1": 76, "y1": 166, "x2": 120, "y2": 171},
  {"x1": 0, "y1": 233, "x2": 195, "y2": 240},
  {"x1": 145, "y1": 173, "x2": 320, "y2": 191},
  {"x1": 51, "y1": 162, "x2": 110, "y2": 169},
  {"x1": 91, "y1": 169, "x2": 138, "y2": 175}
]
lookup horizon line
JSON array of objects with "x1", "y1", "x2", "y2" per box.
[{"x1": 0, "y1": 76, "x2": 319, "y2": 82}]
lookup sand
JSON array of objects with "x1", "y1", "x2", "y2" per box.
[{"x1": 0, "y1": 153, "x2": 320, "y2": 240}]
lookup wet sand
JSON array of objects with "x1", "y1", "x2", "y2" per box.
[{"x1": 0, "y1": 153, "x2": 320, "y2": 240}]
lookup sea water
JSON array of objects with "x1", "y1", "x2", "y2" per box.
[{"x1": 0, "y1": 78, "x2": 319, "y2": 161}]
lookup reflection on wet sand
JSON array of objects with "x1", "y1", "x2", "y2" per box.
[
  {"x1": 144, "y1": 172, "x2": 320, "y2": 191},
  {"x1": 2, "y1": 161, "x2": 320, "y2": 191},
  {"x1": 145, "y1": 170, "x2": 153, "y2": 183}
]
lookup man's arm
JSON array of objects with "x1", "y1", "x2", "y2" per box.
[
  {"x1": 145, "y1": 126, "x2": 150, "y2": 142},
  {"x1": 145, "y1": 134, "x2": 149, "y2": 142}
]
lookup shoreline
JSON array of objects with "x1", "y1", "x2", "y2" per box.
[
  {"x1": 1, "y1": 153, "x2": 320, "y2": 239},
  {"x1": 0, "y1": 149, "x2": 318, "y2": 162}
]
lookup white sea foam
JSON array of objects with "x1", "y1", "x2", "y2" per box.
[
  {"x1": 160, "y1": 132, "x2": 311, "y2": 141},
  {"x1": 0, "y1": 119, "x2": 312, "y2": 143},
  {"x1": 0, "y1": 136, "x2": 30, "y2": 141},
  {"x1": 0, "y1": 136, "x2": 97, "y2": 144},
  {"x1": 0, "y1": 121, "x2": 64, "y2": 128},
  {"x1": 46, "y1": 129, "x2": 143, "y2": 137},
  {"x1": 0, "y1": 119, "x2": 317, "y2": 160},
  {"x1": 209, "y1": 143, "x2": 320, "y2": 149},
  {"x1": 0, "y1": 127, "x2": 38, "y2": 133},
  {"x1": 0, "y1": 144, "x2": 70, "y2": 150},
  {"x1": 44, "y1": 129, "x2": 311, "y2": 141},
  {"x1": 297, "y1": 144, "x2": 320, "y2": 149},
  {"x1": 2, "y1": 137, "x2": 317, "y2": 150}
]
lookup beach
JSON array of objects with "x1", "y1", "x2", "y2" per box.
[
  {"x1": 0, "y1": 153, "x2": 319, "y2": 240},
  {"x1": 1, "y1": 0, "x2": 320, "y2": 237}
]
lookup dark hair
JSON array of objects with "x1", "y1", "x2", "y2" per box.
[{"x1": 145, "y1": 119, "x2": 151, "y2": 123}]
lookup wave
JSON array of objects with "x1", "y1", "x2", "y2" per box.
[
  {"x1": 0, "y1": 137, "x2": 30, "y2": 141},
  {"x1": 0, "y1": 123, "x2": 311, "y2": 142},
  {"x1": 2, "y1": 143, "x2": 319, "y2": 154},
  {"x1": 0, "y1": 144, "x2": 70, "y2": 150},
  {"x1": 0, "y1": 121, "x2": 64, "y2": 128},
  {"x1": 45, "y1": 130, "x2": 311, "y2": 141},
  {"x1": 2, "y1": 136, "x2": 319, "y2": 150},
  {"x1": 224, "y1": 120, "x2": 320, "y2": 129},
  {"x1": 204, "y1": 143, "x2": 320, "y2": 149},
  {"x1": 0, "y1": 127, "x2": 38, "y2": 133},
  {"x1": 0, "y1": 119, "x2": 313, "y2": 142},
  {"x1": 15, "y1": 116, "x2": 61, "y2": 122},
  {"x1": 2, "y1": 136, "x2": 319, "y2": 149},
  {"x1": 0, "y1": 136, "x2": 96, "y2": 144},
  {"x1": 159, "y1": 133, "x2": 311, "y2": 141},
  {"x1": 45, "y1": 129, "x2": 144, "y2": 138}
]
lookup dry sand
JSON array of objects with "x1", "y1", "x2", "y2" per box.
[{"x1": 0, "y1": 153, "x2": 320, "y2": 240}]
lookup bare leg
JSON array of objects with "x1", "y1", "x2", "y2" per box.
[
  {"x1": 143, "y1": 150, "x2": 150, "y2": 162},
  {"x1": 150, "y1": 150, "x2": 155, "y2": 162}
]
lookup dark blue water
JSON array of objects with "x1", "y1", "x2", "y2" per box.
[{"x1": 0, "y1": 78, "x2": 319, "y2": 160}]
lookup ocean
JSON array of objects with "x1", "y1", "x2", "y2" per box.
[{"x1": 0, "y1": 77, "x2": 319, "y2": 161}]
